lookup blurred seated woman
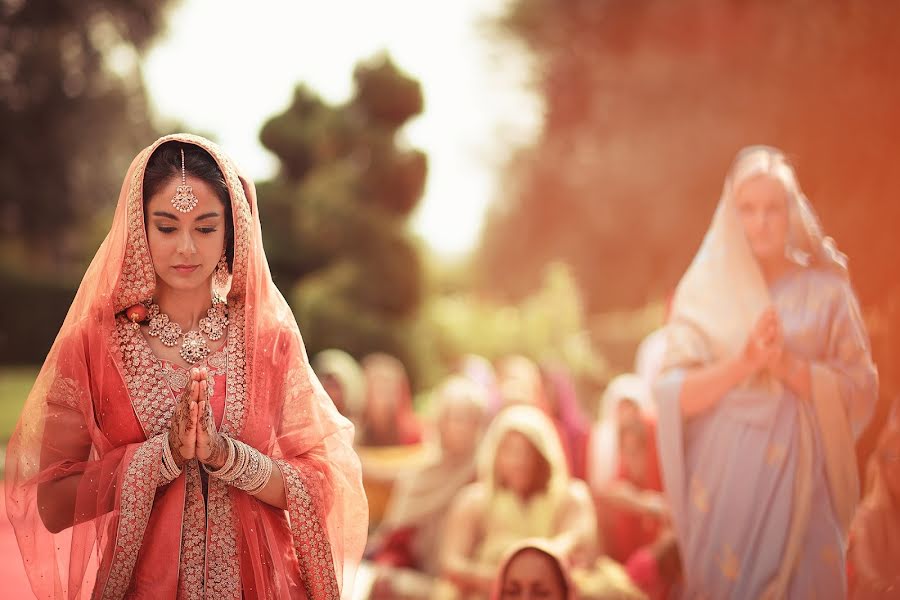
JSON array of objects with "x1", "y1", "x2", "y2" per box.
[
  {"x1": 587, "y1": 375, "x2": 675, "y2": 599},
  {"x1": 313, "y1": 348, "x2": 366, "y2": 435},
  {"x1": 588, "y1": 375, "x2": 666, "y2": 555},
  {"x1": 492, "y1": 540, "x2": 575, "y2": 600},
  {"x1": 436, "y1": 405, "x2": 596, "y2": 599},
  {"x1": 359, "y1": 353, "x2": 422, "y2": 447},
  {"x1": 365, "y1": 377, "x2": 489, "y2": 598},
  {"x1": 849, "y1": 416, "x2": 900, "y2": 598},
  {"x1": 497, "y1": 355, "x2": 577, "y2": 475}
]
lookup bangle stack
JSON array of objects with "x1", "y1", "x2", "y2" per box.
[
  {"x1": 203, "y1": 436, "x2": 273, "y2": 496},
  {"x1": 160, "y1": 436, "x2": 183, "y2": 484}
]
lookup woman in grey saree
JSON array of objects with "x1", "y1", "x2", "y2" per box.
[{"x1": 655, "y1": 146, "x2": 877, "y2": 598}]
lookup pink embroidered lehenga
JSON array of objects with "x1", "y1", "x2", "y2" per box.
[{"x1": 5, "y1": 134, "x2": 368, "y2": 599}]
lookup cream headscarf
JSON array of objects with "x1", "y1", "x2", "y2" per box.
[
  {"x1": 476, "y1": 405, "x2": 571, "y2": 565},
  {"x1": 313, "y1": 349, "x2": 366, "y2": 424},
  {"x1": 665, "y1": 145, "x2": 847, "y2": 371},
  {"x1": 588, "y1": 373, "x2": 655, "y2": 490},
  {"x1": 664, "y1": 145, "x2": 858, "y2": 599}
]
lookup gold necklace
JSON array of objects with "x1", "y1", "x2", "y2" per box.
[{"x1": 147, "y1": 296, "x2": 228, "y2": 364}]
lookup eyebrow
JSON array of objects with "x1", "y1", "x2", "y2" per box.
[{"x1": 151, "y1": 211, "x2": 221, "y2": 221}]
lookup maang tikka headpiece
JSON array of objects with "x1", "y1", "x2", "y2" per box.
[{"x1": 171, "y1": 147, "x2": 199, "y2": 212}]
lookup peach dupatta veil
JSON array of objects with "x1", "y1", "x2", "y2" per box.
[{"x1": 4, "y1": 134, "x2": 367, "y2": 599}]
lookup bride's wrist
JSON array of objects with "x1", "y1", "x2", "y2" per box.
[
  {"x1": 202, "y1": 434, "x2": 229, "y2": 470},
  {"x1": 168, "y1": 431, "x2": 186, "y2": 468}
]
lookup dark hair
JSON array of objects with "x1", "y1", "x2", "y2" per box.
[
  {"x1": 504, "y1": 546, "x2": 570, "y2": 595},
  {"x1": 142, "y1": 141, "x2": 234, "y2": 271}
]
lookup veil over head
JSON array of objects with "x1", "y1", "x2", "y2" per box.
[
  {"x1": 5, "y1": 134, "x2": 367, "y2": 599},
  {"x1": 665, "y1": 145, "x2": 849, "y2": 370}
]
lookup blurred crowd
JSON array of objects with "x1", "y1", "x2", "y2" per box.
[
  {"x1": 311, "y1": 325, "x2": 899, "y2": 600},
  {"x1": 312, "y1": 328, "x2": 671, "y2": 600}
]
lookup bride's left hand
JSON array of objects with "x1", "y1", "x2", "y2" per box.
[{"x1": 195, "y1": 368, "x2": 228, "y2": 469}]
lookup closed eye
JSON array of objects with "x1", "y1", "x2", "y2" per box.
[
  {"x1": 156, "y1": 226, "x2": 176, "y2": 234},
  {"x1": 197, "y1": 227, "x2": 217, "y2": 234}
]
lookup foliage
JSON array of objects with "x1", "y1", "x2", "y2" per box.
[
  {"x1": 257, "y1": 55, "x2": 430, "y2": 385},
  {"x1": 0, "y1": 0, "x2": 173, "y2": 271},
  {"x1": 423, "y1": 261, "x2": 608, "y2": 388}
]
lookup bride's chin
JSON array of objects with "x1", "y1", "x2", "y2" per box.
[{"x1": 155, "y1": 275, "x2": 213, "y2": 295}]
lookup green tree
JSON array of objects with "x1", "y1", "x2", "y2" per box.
[
  {"x1": 257, "y1": 55, "x2": 429, "y2": 385},
  {"x1": 0, "y1": 1, "x2": 173, "y2": 363},
  {"x1": 0, "y1": 1, "x2": 172, "y2": 271}
]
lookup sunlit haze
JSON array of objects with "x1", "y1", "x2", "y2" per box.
[{"x1": 144, "y1": 0, "x2": 542, "y2": 258}]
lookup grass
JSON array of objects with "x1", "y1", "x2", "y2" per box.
[{"x1": 0, "y1": 367, "x2": 37, "y2": 442}]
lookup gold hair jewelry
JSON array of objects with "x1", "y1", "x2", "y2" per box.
[
  {"x1": 147, "y1": 296, "x2": 228, "y2": 364},
  {"x1": 171, "y1": 147, "x2": 199, "y2": 212}
]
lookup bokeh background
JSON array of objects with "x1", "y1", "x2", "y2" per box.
[{"x1": 1, "y1": 0, "x2": 898, "y2": 590}]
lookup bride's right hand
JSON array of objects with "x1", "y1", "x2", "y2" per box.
[{"x1": 167, "y1": 370, "x2": 200, "y2": 467}]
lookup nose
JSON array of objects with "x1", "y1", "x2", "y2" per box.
[{"x1": 176, "y1": 229, "x2": 197, "y2": 256}]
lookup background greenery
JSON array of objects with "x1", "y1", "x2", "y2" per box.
[{"x1": 1, "y1": 0, "x2": 896, "y2": 448}]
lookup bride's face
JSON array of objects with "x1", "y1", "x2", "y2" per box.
[
  {"x1": 145, "y1": 175, "x2": 227, "y2": 294},
  {"x1": 734, "y1": 174, "x2": 790, "y2": 264}
]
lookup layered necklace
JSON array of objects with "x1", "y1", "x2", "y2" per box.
[{"x1": 146, "y1": 296, "x2": 229, "y2": 364}]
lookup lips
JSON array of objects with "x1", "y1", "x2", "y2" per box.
[{"x1": 172, "y1": 265, "x2": 200, "y2": 274}]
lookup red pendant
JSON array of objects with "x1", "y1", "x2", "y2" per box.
[{"x1": 126, "y1": 303, "x2": 149, "y2": 324}]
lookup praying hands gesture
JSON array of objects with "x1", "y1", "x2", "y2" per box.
[
  {"x1": 742, "y1": 307, "x2": 783, "y2": 373},
  {"x1": 167, "y1": 367, "x2": 228, "y2": 469},
  {"x1": 165, "y1": 368, "x2": 285, "y2": 507},
  {"x1": 743, "y1": 307, "x2": 811, "y2": 398}
]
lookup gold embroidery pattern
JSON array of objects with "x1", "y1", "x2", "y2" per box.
[
  {"x1": 204, "y1": 478, "x2": 241, "y2": 598},
  {"x1": 47, "y1": 374, "x2": 82, "y2": 410},
  {"x1": 160, "y1": 362, "x2": 191, "y2": 391},
  {"x1": 178, "y1": 464, "x2": 207, "y2": 600},
  {"x1": 276, "y1": 459, "x2": 340, "y2": 600},
  {"x1": 159, "y1": 345, "x2": 226, "y2": 397},
  {"x1": 222, "y1": 302, "x2": 248, "y2": 436},
  {"x1": 113, "y1": 318, "x2": 176, "y2": 437},
  {"x1": 204, "y1": 301, "x2": 247, "y2": 597},
  {"x1": 114, "y1": 147, "x2": 156, "y2": 313},
  {"x1": 100, "y1": 434, "x2": 165, "y2": 599},
  {"x1": 208, "y1": 348, "x2": 227, "y2": 371}
]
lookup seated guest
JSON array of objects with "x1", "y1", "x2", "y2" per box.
[
  {"x1": 492, "y1": 540, "x2": 575, "y2": 600},
  {"x1": 360, "y1": 353, "x2": 422, "y2": 447},
  {"x1": 313, "y1": 348, "x2": 366, "y2": 434},
  {"x1": 437, "y1": 405, "x2": 597, "y2": 599},
  {"x1": 367, "y1": 377, "x2": 489, "y2": 598}
]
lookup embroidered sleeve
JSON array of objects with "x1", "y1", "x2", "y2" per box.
[{"x1": 274, "y1": 458, "x2": 340, "y2": 600}]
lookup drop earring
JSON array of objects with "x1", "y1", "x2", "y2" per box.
[{"x1": 214, "y1": 252, "x2": 229, "y2": 290}]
